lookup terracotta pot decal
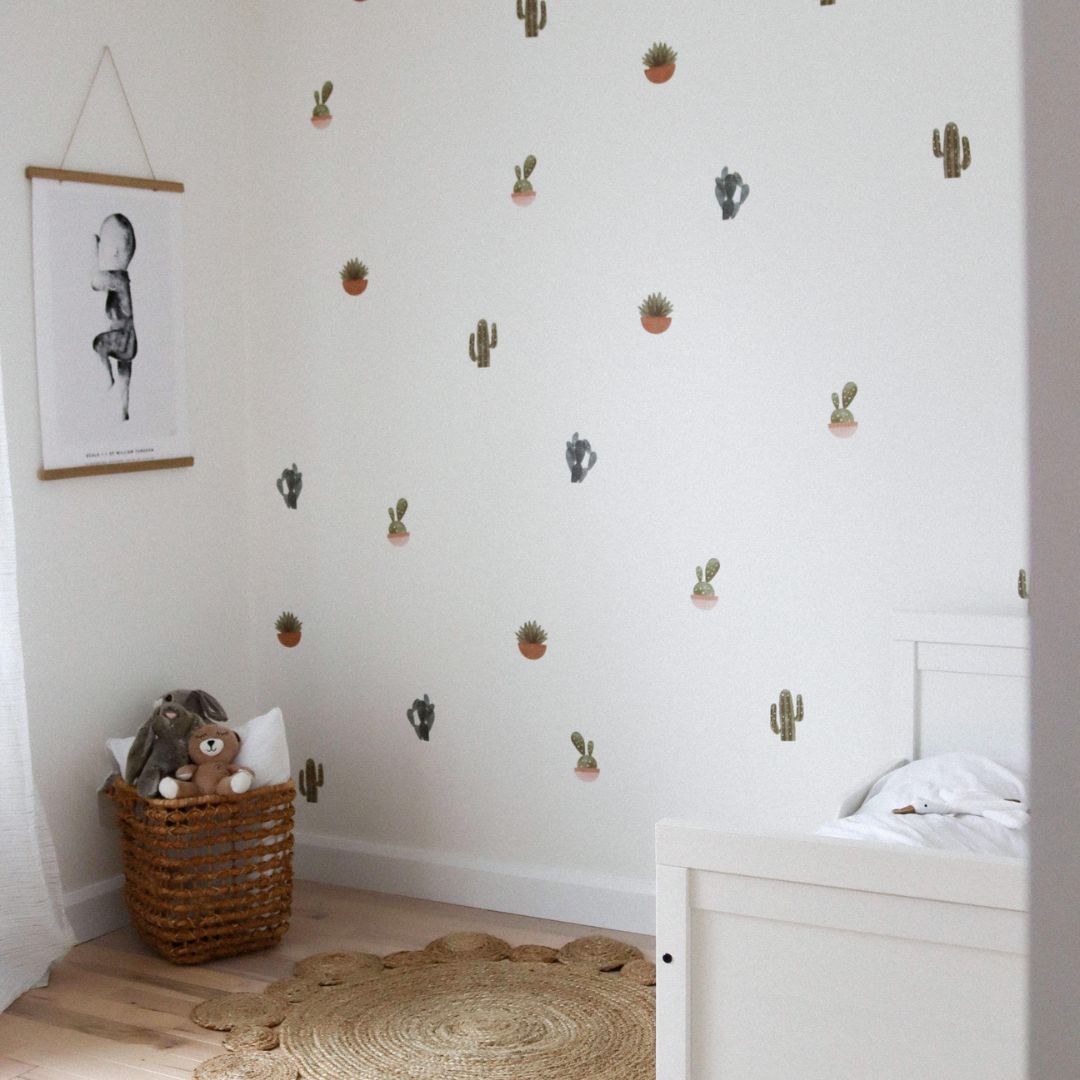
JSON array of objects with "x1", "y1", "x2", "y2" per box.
[
  {"x1": 642, "y1": 42, "x2": 677, "y2": 83},
  {"x1": 516, "y1": 621, "x2": 548, "y2": 659},
  {"x1": 276, "y1": 611, "x2": 302, "y2": 647},
  {"x1": 691, "y1": 594, "x2": 719, "y2": 610},
  {"x1": 388, "y1": 532, "x2": 410, "y2": 546},
  {"x1": 828, "y1": 382, "x2": 859, "y2": 438},
  {"x1": 575, "y1": 767, "x2": 600, "y2": 782},
  {"x1": 511, "y1": 191, "x2": 536, "y2": 207},
  {"x1": 639, "y1": 292, "x2": 673, "y2": 334}
]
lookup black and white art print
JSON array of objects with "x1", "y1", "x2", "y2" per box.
[{"x1": 30, "y1": 175, "x2": 190, "y2": 472}]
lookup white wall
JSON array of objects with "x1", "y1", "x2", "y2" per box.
[
  {"x1": 1024, "y1": 3, "x2": 1080, "y2": 1074},
  {"x1": 243, "y1": 0, "x2": 1027, "y2": 927},
  {"x1": 0, "y1": 0, "x2": 256, "y2": 915}
]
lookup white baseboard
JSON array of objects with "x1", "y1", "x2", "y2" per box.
[
  {"x1": 63, "y1": 875, "x2": 128, "y2": 943},
  {"x1": 295, "y1": 831, "x2": 656, "y2": 936}
]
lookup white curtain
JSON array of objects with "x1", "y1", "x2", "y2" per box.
[{"x1": 0, "y1": 361, "x2": 73, "y2": 1011}]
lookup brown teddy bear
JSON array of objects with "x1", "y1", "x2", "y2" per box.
[{"x1": 158, "y1": 724, "x2": 254, "y2": 799}]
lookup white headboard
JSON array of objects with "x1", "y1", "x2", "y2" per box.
[{"x1": 891, "y1": 612, "x2": 1030, "y2": 777}]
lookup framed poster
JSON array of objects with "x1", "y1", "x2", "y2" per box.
[{"x1": 26, "y1": 168, "x2": 192, "y2": 479}]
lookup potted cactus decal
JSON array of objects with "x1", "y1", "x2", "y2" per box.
[
  {"x1": 639, "y1": 293, "x2": 673, "y2": 334},
  {"x1": 642, "y1": 42, "x2": 677, "y2": 84},
  {"x1": 299, "y1": 759, "x2": 324, "y2": 802},
  {"x1": 311, "y1": 81, "x2": 333, "y2": 128},
  {"x1": 512, "y1": 155, "x2": 538, "y2": 206},
  {"x1": 517, "y1": 0, "x2": 547, "y2": 38},
  {"x1": 469, "y1": 319, "x2": 498, "y2": 367},
  {"x1": 340, "y1": 259, "x2": 368, "y2": 295},
  {"x1": 692, "y1": 558, "x2": 720, "y2": 609},
  {"x1": 820, "y1": 0, "x2": 836, "y2": 6},
  {"x1": 407, "y1": 694, "x2": 435, "y2": 741},
  {"x1": 770, "y1": 690, "x2": 804, "y2": 742},
  {"x1": 715, "y1": 168, "x2": 750, "y2": 220},
  {"x1": 566, "y1": 432, "x2": 597, "y2": 482},
  {"x1": 517, "y1": 621, "x2": 548, "y2": 660},
  {"x1": 276, "y1": 463, "x2": 302, "y2": 509},
  {"x1": 933, "y1": 123, "x2": 971, "y2": 179},
  {"x1": 387, "y1": 498, "x2": 409, "y2": 545},
  {"x1": 828, "y1": 382, "x2": 858, "y2": 437},
  {"x1": 1018, "y1": 569, "x2": 1029, "y2": 600},
  {"x1": 276, "y1": 611, "x2": 302, "y2": 647},
  {"x1": 571, "y1": 731, "x2": 599, "y2": 781}
]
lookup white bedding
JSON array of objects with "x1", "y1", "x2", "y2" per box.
[{"x1": 816, "y1": 752, "x2": 1029, "y2": 858}]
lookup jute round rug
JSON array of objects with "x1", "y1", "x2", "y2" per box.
[{"x1": 192, "y1": 935, "x2": 654, "y2": 1080}]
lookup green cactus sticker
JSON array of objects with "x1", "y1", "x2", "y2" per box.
[
  {"x1": 517, "y1": 0, "x2": 547, "y2": 37},
  {"x1": 643, "y1": 42, "x2": 677, "y2": 83},
  {"x1": 1018, "y1": 569, "x2": 1029, "y2": 600},
  {"x1": 469, "y1": 320, "x2": 498, "y2": 368},
  {"x1": 311, "y1": 81, "x2": 333, "y2": 128},
  {"x1": 770, "y1": 690, "x2": 803, "y2": 742},
  {"x1": 933, "y1": 123, "x2": 971, "y2": 179},
  {"x1": 512, "y1": 156, "x2": 537, "y2": 205},
  {"x1": 571, "y1": 731, "x2": 599, "y2": 780},
  {"x1": 299, "y1": 758, "x2": 324, "y2": 802},
  {"x1": 828, "y1": 382, "x2": 858, "y2": 437},
  {"x1": 387, "y1": 498, "x2": 409, "y2": 545}
]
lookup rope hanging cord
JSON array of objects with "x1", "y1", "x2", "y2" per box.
[{"x1": 59, "y1": 45, "x2": 158, "y2": 179}]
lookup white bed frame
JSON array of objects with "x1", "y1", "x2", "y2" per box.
[{"x1": 656, "y1": 612, "x2": 1030, "y2": 1080}]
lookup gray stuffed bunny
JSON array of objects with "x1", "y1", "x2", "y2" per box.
[{"x1": 124, "y1": 689, "x2": 229, "y2": 798}]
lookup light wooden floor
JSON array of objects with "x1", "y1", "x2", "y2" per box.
[{"x1": 0, "y1": 880, "x2": 655, "y2": 1079}]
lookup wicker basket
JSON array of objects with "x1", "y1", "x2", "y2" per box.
[{"x1": 108, "y1": 778, "x2": 295, "y2": 965}]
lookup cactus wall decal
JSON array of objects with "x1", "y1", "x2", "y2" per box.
[
  {"x1": 340, "y1": 259, "x2": 368, "y2": 295},
  {"x1": 933, "y1": 123, "x2": 971, "y2": 179},
  {"x1": 828, "y1": 382, "x2": 858, "y2": 437},
  {"x1": 407, "y1": 694, "x2": 435, "y2": 741},
  {"x1": 1018, "y1": 569, "x2": 1029, "y2": 600},
  {"x1": 770, "y1": 690, "x2": 804, "y2": 742},
  {"x1": 311, "y1": 81, "x2": 333, "y2": 128},
  {"x1": 715, "y1": 168, "x2": 750, "y2": 220},
  {"x1": 566, "y1": 432, "x2": 597, "y2": 483},
  {"x1": 820, "y1": 0, "x2": 836, "y2": 6},
  {"x1": 387, "y1": 498, "x2": 409, "y2": 545},
  {"x1": 276, "y1": 463, "x2": 302, "y2": 509},
  {"x1": 571, "y1": 731, "x2": 599, "y2": 781},
  {"x1": 275, "y1": 611, "x2": 302, "y2": 647},
  {"x1": 517, "y1": 0, "x2": 547, "y2": 38},
  {"x1": 642, "y1": 42, "x2": 677, "y2": 84},
  {"x1": 469, "y1": 319, "x2": 498, "y2": 367},
  {"x1": 639, "y1": 293, "x2": 673, "y2": 334},
  {"x1": 299, "y1": 758, "x2": 325, "y2": 802},
  {"x1": 517, "y1": 621, "x2": 548, "y2": 659},
  {"x1": 512, "y1": 156, "x2": 537, "y2": 206},
  {"x1": 691, "y1": 558, "x2": 720, "y2": 609}
]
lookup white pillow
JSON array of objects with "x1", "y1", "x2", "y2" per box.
[
  {"x1": 107, "y1": 707, "x2": 291, "y2": 790},
  {"x1": 862, "y1": 752, "x2": 1027, "y2": 813}
]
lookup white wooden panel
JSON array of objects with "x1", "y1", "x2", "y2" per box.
[
  {"x1": 690, "y1": 906, "x2": 1026, "y2": 1080},
  {"x1": 656, "y1": 864, "x2": 690, "y2": 1080}
]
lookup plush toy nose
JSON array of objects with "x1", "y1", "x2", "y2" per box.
[{"x1": 201, "y1": 739, "x2": 222, "y2": 755}]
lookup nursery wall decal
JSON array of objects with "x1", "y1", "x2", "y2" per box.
[
  {"x1": 517, "y1": 621, "x2": 548, "y2": 659},
  {"x1": 1018, "y1": 569, "x2": 1029, "y2": 600},
  {"x1": 276, "y1": 610, "x2": 302, "y2": 647},
  {"x1": 571, "y1": 731, "x2": 599, "y2": 781},
  {"x1": 299, "y1": 758, "x2": 325, "y2": 802},
  {"x1": 512, "y1": 156, "x2": 537, "y2": 206},
  {"x1": 691, "y1": 558, "x2": 720, "y2": 608},
  {"x1": 828, "y1": 381, "x2": 858, "y2": 437},
  {"x1": 933, "y1": 123, "x2": 971, "y2": 179},
  {"x1": 715, "y1": 168, "x2": 750, "y2": 219},
  {"x1": 517, "y1": 0, "x2": 547, "y2": 38},
  {"x1": 770, "y1": 689, "x2": 804, "y2": 742},
  {"x1": 277, "y1": 463, "x2": 302, "y2": 508},
  {"x1": 639, "y1": 293, "x2": 673, "y2": 334},
  {"x1": 311, "y1": 81, "x2": 333, "y2": 128},
  {"x1": 340, "y1": 259, "x2": 368, "y2": 295},
  {"x1": 387, "y1": 497, "x2": 409, "y2": 545},
  {"x1": 642, "y1": 43, "x2": 677, "y2": 84},
  {"x1": 469, "y1": 319, "x2": 498, "y2": 367},
  {"x1": 566, "y1": 432, "x2": 597, "y2": 483},
  {"x1": 407, "y1": 694, "x2": 435, "y2": 741}
]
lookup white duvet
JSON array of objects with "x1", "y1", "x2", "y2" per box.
[{"x1": 815, "y1": 752, "x2": 1029, "y2": 858}]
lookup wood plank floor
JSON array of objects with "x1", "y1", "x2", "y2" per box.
[{"x1": 1, "y1": 881, "x2": 655, "y2": 1078}]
